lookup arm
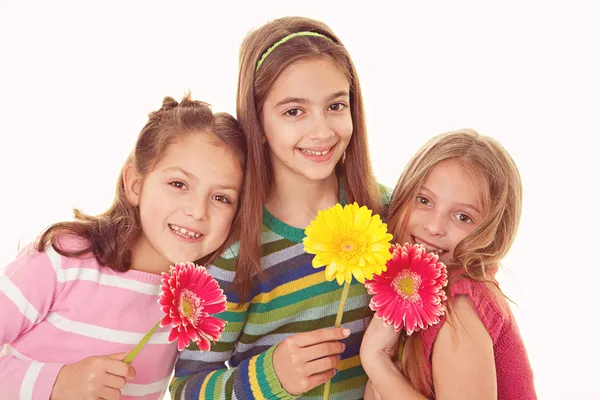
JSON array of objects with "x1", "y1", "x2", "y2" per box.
[
  {"x1": 364, "y1": 376, "x2": 383, "y2": 400},
  {"x1": 170, "y1": 305, "x2": 347, "y2": 399},
  {"x1": 361, "y1": 296, "x2": 497, "y2": 400},
  {"x1": 360, "y1": 318, "x2": 426, "y2": 400},
  {"x1": 360, "y1": 317, "x2": 427, "y2": 400},
  {"x1": 170, "y1": 318, "x2": 296, "y2": 400},
  {"x1": 0, "y1": 246, "x2": 65, "y2": 399},
  {"x1": 430, "y1": 295, "x2": 497, "y2": 400}
]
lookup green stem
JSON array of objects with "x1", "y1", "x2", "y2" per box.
[
  {"x1": 124, "y1": 319, "x2": 162, "y2": 364},
  {"x1": 323, "y1": 281, "x2": 351, "y2": 400},
  {"x1": 396, "y1": 333, "x2": 405, "y2": 362}
]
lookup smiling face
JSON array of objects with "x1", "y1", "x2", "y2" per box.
[
  {"x1": 260, "y1": 56, "x2": 353, "y2": 183},
  {"x1": 402, "y1": 159, "x2": 485, "y2": 264},
  {"x1": 125, "y1": 133, "x2": 243, "y2": 272}
]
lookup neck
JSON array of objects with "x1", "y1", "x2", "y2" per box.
[
  {"x1": 266, "y1": 171, "x2": 340, "y2": 229},
  {"x1": 128, "y1": 236, "x2": 170, "y2": 275}
]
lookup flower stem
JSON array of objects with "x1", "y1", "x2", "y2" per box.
[
  {"x1": 323, "y1": 281, "x2": 351, "y2": 400},
  {"x1": 124, "y1": 319, "x2": 161, "y2": 364},
  {"x1": 396, "y1": 334, "x2": 405, "y2": 362}
]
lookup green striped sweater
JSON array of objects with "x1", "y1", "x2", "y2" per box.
[{"x1": 170, "y1": 188, "x2": 390, "y2": 399}]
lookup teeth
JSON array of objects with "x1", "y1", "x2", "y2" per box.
[
  {"x1": 414, "y1": 238, "x2": 444, "y2": 254},
  {"x1": 301, "y1": 148, "x2": 331, "y2": 156},
  {"x1": 169, "y1": 224, "x2": 201, "y2": 239}
]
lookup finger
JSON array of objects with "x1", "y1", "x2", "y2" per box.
[
  {"x1": 306, "y1": 354, "x2": 341, "y2": 375},
  {"x1": 105, "y1": 352, "x2": 129, "y2": 361},
  {"x1": 293, "y1": 328, "x2": 351, "y2": 348},
  {"x1": 301, "y1": 341, "x2": 345, "y2": 362},
  {"x1": 105, "y1": 360, "x2": 136, "y2": 380},
  {"x1": 301, "y1": 369, "x2": 337, "y2": 393},
  {"x1": 103, "y1": 372, "x2": 127, "y2": 389},
  {"x1": 99, "y1": 386, "x2": 121, "y2": 400}
]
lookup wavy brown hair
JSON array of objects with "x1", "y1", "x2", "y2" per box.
[
  {"x1": 36, "y1": 92, "x2": 247, "y2": 271},
  {"x1": 386, "y1": 129, "x2": 523, "y2": 397},
  {"x1": 233, "y1": 16, "x2": 384, "y2": 302}
]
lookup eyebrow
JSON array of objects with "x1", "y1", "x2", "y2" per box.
[
  {"x1": 421, "y1": 186, "x2": 481, "y2": 214},
  {"x1": 214, "y1": 183, "x2": 241, "y2": 191},
  {"x1": 456, "y1": 202, "x2": 481, "y2": 214},
  {"x1": 163, "y1": 167, "x2": 240, "y2": 191},
  {"x1": 274, "y1": 90, "x2": 350, "y2": 107},
  {"x1": 163, "y1": 166, "x2": 197, "y2": 181}
]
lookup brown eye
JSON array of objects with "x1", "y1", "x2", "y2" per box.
[
  {"x1": 169, "y1": 181, "x2": 187, "y2": 190},
  {"x1": 416, "y1": 195, "x2": 430, "y2": 206},
  {"x1": 284, "y1": 108, "x2": 302, "y2": 117},
  {"x1": 454, "y1": 213, "x2": 473, "y2": 224},
  {"x1": 328, "y1": 103, "x2": 346, "y2": 111},
  {"x1": 213, "y1": 194, "x2": 231, "y2": 204}
]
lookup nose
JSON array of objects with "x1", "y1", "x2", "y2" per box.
[
  {"x1": 308, "y1": 111, "x2": 335, "y2": 140},
  {"x1": 423, "y1": 211, "x2": 446, "y2": 237},
  {"x1": 185, "y1": 196, "x2": 209, "y2": 221}
]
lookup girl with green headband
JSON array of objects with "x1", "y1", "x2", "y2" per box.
[{"x1": 171, "y1": 16, "x2": 390, "y2": 400}]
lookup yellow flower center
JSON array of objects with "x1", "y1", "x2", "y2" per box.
[
  {"x1": 342, "y1": 240, "x2": 355, "y2": 252},
  {"x1": 399, "y1": 277, "x2": 415, "y2": 295},
  {"x1": 181, "y1": 298, "x2": 194, "y2": 318},
  {"x1": 334, "y1": 233, "x2": 364, "y2": 260},
  {"x1": 179, "y1": 289, "x2": 204, "y2": 325},
  {"x1": 391, "y1": 270, "x2": 422, "y2": 302}
]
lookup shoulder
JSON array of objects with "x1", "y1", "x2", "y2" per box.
[
  {"x1": 439, "y1": 294, "x2": 493, "y2": 347},
  {"x1": 447, "y1": 278, "x2": 511, "y2": 342},
  {"x1": 4, "y1": 234, "x2": 90, "y2": 274},
  {"x1": 377, "y1": 183, "x2": 393, "y2": 205},
  {"x1": 448, "y1": 294, "x2": 491, "y2": 333},
  {"x1": 431, "y1": 294, "x2": 497, "y2": 398},
  {"x1": 450, "y1": 278, "x2": 510, "y2": 316}
]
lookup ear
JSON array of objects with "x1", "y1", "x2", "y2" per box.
[{"x1": 123, "y1": 164, "x2": 143, "y2": 206}]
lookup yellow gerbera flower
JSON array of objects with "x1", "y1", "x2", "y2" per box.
[{"x1": 303, "y1": 202, "x2": 394, "y2": 285}]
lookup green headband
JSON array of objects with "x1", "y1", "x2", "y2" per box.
[{"x1": 255, "y1": 31, "x2": 334, "y2": 71}]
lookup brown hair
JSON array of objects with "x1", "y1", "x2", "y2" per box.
[
  {"x1": 233, "y1": 16, "x2": 384, "y2": 302},
  {"x1": 36, "y1": 92, "x2": 247, "y2": 271},
  {"x1": 386, "y1": 129, "x2": 523, "y2": 397}
]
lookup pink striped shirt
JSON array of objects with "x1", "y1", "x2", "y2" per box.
[{"x1": 0, "y1": 241, "x2": 178, "y2": 399}]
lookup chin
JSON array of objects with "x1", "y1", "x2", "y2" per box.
[
  {"x1": 303, "y1": 167, "x2": 339, "y2": 182},
  {"x1": 166, "y1": 250, "x2": 205, "y2": 265}
]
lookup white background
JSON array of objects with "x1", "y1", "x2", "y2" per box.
[{"x1": 1, "y1": 1, "x2": 598, "y2": 398}]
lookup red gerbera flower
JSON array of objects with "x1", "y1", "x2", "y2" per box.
[
  {"x1": 158, "y1": 262, "x2": 227, "y2": 351},
  {"x1": 364, "y1": 243, "x2": 448, "y2": 335}
]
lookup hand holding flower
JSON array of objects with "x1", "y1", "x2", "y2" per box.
[
  {"x1": 360, "y1": 317, "x2": 402, "y2": 369},
  {"x1": 272, "y1": 327, "x2": 350, "y2": 395},
  {"x1": 360, "y1": 242, "x2": 448, "y2": 400},
  {"x1": 124, "y1": 262, "x2": 227, "y2": 364},
  {"x1": 364, "y1": 243, "x2": 448, "y2": 335},
  {"x1": 303, "y1": 203, "x2": 393, "y2": 400},
  {"x1": 51, "y1": 352, "x2": 136, "y2": 400}
]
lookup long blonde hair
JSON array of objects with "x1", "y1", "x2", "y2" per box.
[
  {"x1": 386, "y1": 129, "x2": 523, "y2": 397},
  {"x1": 234, "y1": 16, "x2": 383, "y2": 302}
]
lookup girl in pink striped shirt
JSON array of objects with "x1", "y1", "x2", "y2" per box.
[{"x1": 0, "y1": 93, "x2": 247, "y2": 400}]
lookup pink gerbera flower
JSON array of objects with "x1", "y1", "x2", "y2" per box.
[
  {"x1": 158, "y1": 262, "x2": 227, "y2": 351},
  {"x1": 364, "y1": 243, "x2": 448, "y2": 335}
]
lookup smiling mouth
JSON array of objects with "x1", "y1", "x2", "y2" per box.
[
  {"x1": 413, "y1": 236, "x2": 447, "y2": 255},
  {"x1": 297, "y1": 143, "x2": 336, "y2": 156},
  {"x1": 169, "y1": 224, "x2": 203, "y2": 239}
]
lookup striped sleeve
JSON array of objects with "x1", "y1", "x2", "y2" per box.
[
  {"x1": 0, "y1": 246, "x2": 65, "y2": 399},
  {"x1": 169, "y1": 253, "x2": 298, "y2": 400},
  {"x1": 171, "y1": 341, "x2": 297, "y2": 400}
]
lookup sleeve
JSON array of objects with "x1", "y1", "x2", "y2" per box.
[
  {"x1": 378, "y1": 183, "x2": 393, "y2": 205},
  {"x1": 0, "y1": 246, "x2": 65, "y2": 399},
  {"x1": 169, "y1": 258, "x2": 298, "y2": 400}
]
